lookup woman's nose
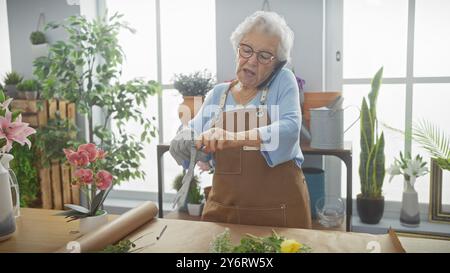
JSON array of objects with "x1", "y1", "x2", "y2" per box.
[{"x1": 247, "y1": 53, "x2": 259, "y2": 65}]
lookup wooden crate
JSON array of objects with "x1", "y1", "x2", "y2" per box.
[{"x1": 11, "y1": 99, "x2": 79, "y2": 209}]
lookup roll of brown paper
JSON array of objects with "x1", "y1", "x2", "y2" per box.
[{"x1": 56, "y1": 201, "x2": 158, "y2": 253}]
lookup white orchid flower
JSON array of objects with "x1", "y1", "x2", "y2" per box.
[{"x1": 387, "y1": 164, "x2": 402, "y2": 182}]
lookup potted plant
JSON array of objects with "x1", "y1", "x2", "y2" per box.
[
  {"x1": 172, "y1": 172, "x2": 200, "y2": 212},
  {"x1": 3, "y1": 71, "x2": 23, "y2": 99},
  {"x1": 187, "y1": 184, "x2": 204, "y2": 217},
  {"x1": 33, "y1": 13, "x2": 161, "y2": 187},
  {"x1": 387, "y1": 152, "x2": 428, "y2": 227},
  {"x1": 30, "y1": 31, "x2": 49, "y2": 59},
  {"x1": 16, "y1": 79, "x2": 40, "y2": 100},
  {"x1": 173, "y1": 70, "x2": 214, "y2": 125},
  {"x1": 357, "y1": 67, "x2": 386, "y2": 224},
  {"x1": 57, "y1": 143, "x2": 112, "y2": 235}
]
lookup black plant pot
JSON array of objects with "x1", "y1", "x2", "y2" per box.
[{"x1": 357, "y1": 194, "x2": 384, "y2": 224}]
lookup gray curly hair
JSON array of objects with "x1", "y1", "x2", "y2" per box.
[{"x1": 230, "y1": 11, "x2": 294, "y2": 63}]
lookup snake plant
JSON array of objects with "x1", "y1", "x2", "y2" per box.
[{"x1": 359, "y1": 67, "x2": 385, "y2": 198}]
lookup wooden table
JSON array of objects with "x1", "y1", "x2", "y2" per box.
[
  {"x1": 0, "y1": 208, "x2": 117, "y2": 253},
  {"x1": 1, "y1": 208, "x2": 449, "y2": 253},
  {"x1": 157, "y1": 142, "x2": 353, "y2": 231}
]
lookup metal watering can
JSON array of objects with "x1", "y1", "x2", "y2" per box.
[{"x1": 309, "y1": 96, "x2": 358, "y2": 149}]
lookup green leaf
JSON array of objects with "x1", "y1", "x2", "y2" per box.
[{"x1": 64, "y1": 204, "x2": 89, "y2": 214}]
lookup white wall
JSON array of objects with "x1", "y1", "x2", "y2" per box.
[
  {"x1": 7, "y1": 0, "x2": 80, "y2": 78},
  {"x1": 215, "y1": 0, "x2": 324, "y2": 91},
  {"x1": 0, "y1": 0, "x2": 11, "y2": 79}
]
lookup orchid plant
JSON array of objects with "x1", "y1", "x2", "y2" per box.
[
  {"x1": 0, "y1": 90, "x2": 36, "y2": 154},
  {"x1": 387, "y1": 152, "x2": 428, "y2": 189},
  {"x1": 57, "y1": 143, "x2": 113, "y2": 221}
]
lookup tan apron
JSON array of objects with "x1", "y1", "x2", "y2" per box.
[{"x1": 201, "y1": 81, "x2": 312, "y2": 229}]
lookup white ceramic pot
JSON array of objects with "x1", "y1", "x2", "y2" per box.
[
  {"x1": 79, "y1": 210, "x2": 108, "y2": 235},
  {"x1": 187, "y1": 203, "x2": 204, "y2": 217},
  {"x1": 31, "y1": 43, "x2": 49, "y2": 60},
  {"x1": 400, "y1": 177, "x2": 420, "y2": 227}
]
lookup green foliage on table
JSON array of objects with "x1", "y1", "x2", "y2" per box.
[
  {"x1": 101, "y1": 239, "x2": 135, "y2": 253},
  {"x1": 210, "y1": 228, "x2": 312, "y2": 253},
  {"x1": 33, "y1": 12, "x2": 161, "y2": 185},
  {"x1": 413, "y1": 119, "x2": 450, "y2": 171},
  {"x1": 359, "y1": 67, "x2": 385, "y2": 198},
  {"x1": 30, "y1": 31, "x2": 47, "y2": 45},
  {"x1": 173, "y1": 70, "x2": 215, "y2": 97},
  {"x1": 34, "y1": 113, "x2": 80, "y2": 167},
  {"x1": 3, "y1": 71, "x2": 23, "y2": 85},
  {"x1": 10, "y1": 142, "x2": 40, "y2": 207}
]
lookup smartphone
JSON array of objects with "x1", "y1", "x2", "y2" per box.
[{"x1": 257, "y1": 60, "x2": 287, "y2": 89}]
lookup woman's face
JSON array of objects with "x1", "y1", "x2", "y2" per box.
[{"x1": 236, "y1": 30, "x2": 280, "y2": 89}]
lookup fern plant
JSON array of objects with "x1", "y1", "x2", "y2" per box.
[
  {"x1": 413, "y1": 120, "x2": 450, "y2": 170},
  {"x1": 359, "y1": 67, "x2": 385, "y2": 198}
]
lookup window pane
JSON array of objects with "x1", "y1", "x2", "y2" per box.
[
  {"x1": 160, "y1": 0, "x2": 216, "y2": 84},
  {"x1": 342, "y1": 84, "x2": 405, "y2": 201},
  {"x1": 414, "y1": 0, "x2": 450, "y2": 77},
  {"x1": 343, "y1": 0, "x2": 408, "y2": 78},
  {"x1": 107, "y1": 0, "x2": 159, "y2": 191},
  {"x1": 106, "y1": 0, "x2": 157, "y2": 80},
  {"x1": 412, "y1": 83, "x2": 450, "y2": 204}
]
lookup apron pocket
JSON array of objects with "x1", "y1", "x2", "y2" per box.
[
  {"x1": 237, "y1": 204, "x2": 287, "y2": 227},
  {"x1": 201, "y1": 200, "x2": 239, "y2": 224},
  {"x1": 214, "y1": 148, "x2": 242, "y2": 175}
]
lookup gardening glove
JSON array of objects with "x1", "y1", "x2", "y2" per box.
[
  {"x1": 169, "y1": 126, "x2": 209, "y2": 169},
  {"x1": 172, "y1": 143, "x2": 197, "y2": 209}
]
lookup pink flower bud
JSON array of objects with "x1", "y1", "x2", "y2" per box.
[
  {"x1": 96, "y1": 170, "x2": 113, "y2": 190},
  {"x1": 96, "y1": 149, "x2": 108, "y2": 160}
]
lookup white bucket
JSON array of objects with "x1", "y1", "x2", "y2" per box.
[{"x1": 310, "y1": 107, "x2": 344, "y2": 149}]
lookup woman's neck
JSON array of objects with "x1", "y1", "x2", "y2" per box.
[{"x1": 233, "y1": 82, "x2": 258, "y2": 105}]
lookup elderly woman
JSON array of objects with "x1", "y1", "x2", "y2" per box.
[{"x1": 170, "y1": 11, "x2": 311, "y2": 229}]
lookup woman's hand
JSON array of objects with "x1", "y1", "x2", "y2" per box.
[{"x1": 195, "y1": 128, "x2": 238, "y2": 153}]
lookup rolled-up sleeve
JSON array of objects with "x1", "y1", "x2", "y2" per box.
[{"x1": 257, "y1": 71, "x2": 301, "y2": 167}]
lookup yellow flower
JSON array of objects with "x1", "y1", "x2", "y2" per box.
[{"x1": 280, "y1": 239, "x2": 302, "y2": 253}]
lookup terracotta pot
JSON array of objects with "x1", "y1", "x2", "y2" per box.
[
  {"x1": 178, "y1": 96, "x2": 204, "y2": 125},
  {"x1": 356, "y1": 194, "x2": 384, "y2": 224},
  {"x1": 303, "y1": 92, "x2": 342, "y2": 129}
]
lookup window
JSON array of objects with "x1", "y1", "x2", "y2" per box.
[
  {"x1": 340, "y1": 0, "x2": 450, "y2": 207},
  {"x1": 0, "y1": 0, "x2": 11, "y2": 77},
  {"x1": 106, "y1": 0, "x2": 216, "y2": 194}
]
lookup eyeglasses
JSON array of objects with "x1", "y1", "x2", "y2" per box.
[{"x1": 238, "y1": 43, "x2": 276, "y2": 65}]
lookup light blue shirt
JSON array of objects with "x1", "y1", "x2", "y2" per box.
[{"x1": 188, "y1": 68, "x2": 304, "y2": 168}]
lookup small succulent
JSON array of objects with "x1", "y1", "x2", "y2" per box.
[{"x1": 17, "y1": 79, "x2": 40, "y2": 92}]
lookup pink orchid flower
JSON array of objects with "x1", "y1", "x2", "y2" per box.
[
  {"x1": 96, "y1": 170, "x2": 113, "y2": 190},
  {"x1": 66, "y1": 150, "x2": 90, "y2": 167},
  {"x1": 78, "y1": 143, "x2": 98, "y2": 162},
  {"x1": 74, "y1": 168, "x2": 93, "y2": 185},
  {"x1": 0, "y1": 110, "x2": 36, "y2": 153}
]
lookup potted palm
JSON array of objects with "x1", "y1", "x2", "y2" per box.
[
  {"x1": 357, "y1": 67, "x2": 386, "y2": 224},
  {"x1": 3, "y1": 71, "x2": 23, "y2": 99},
  {"x1": 30, "y1": 31, "x2": 49, "y2": 59},
  {"x1": 187, "y1": 184, "x2": 204, "y2": 217},
  {"x1": 173, "y1": 70, "x2": 214, "y2": 125}
]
